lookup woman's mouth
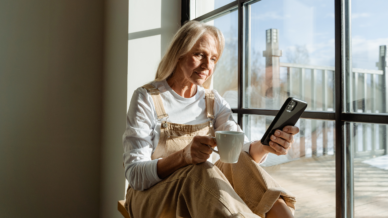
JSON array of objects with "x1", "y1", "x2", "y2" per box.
[{"x1": 195, "y1": 71, "x2": 207, "y2": 79}]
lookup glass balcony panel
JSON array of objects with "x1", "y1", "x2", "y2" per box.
[
  {"x1": 244, "y1": 114, "x2": 336, "y2": 217},
  {"x1": 345, "y1": 122, "x2": 388, "y2": 217}
]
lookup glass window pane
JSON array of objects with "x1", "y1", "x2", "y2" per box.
[
  {"x1": 207, "y1": 10, "x2": 238, "y2": 108},
  {"x1": 194, "y1": 0, "x2": 235, "y2": 18},
  {"x1": 346, "y1": 0, "x2": 388, "y2": 114},
  {"x1": 244, "y1": 115, "x2": 336, "y2": 217},
  {"x1": 244, "y1": 1, "x2": 335, "y2": 111},
  {"x1": 232, "y1": 113, "x2": 238, "y2": 123},
  {"x1": 345, "y1": 122, "x2": 388, "y2": 217}
]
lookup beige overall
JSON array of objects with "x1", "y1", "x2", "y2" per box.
[{"x1": 125, "y1": 84, "x2": 296, "y2": 218}]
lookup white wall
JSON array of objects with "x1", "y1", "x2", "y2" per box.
[
  {"x1": 127, "y1": 0, "x2": 181, "y2": 105},
  {"x1": 100, "y1": 0, "x2": 181, "y2": 217},
  {"x1": 0, "y1": 0, "x2": 104, "y2": 217}
]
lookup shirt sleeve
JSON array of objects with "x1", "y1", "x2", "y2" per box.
[
  {"x1": 212, "y1": 90, "x2": 267, "y2": 164},
  {"x1": 122, "y1": 88, "x2": 162, "y2": 191}
]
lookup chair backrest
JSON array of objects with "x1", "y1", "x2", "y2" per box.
[{"x1": 118, "y1": 200, "x2": 131, "y2": 218}]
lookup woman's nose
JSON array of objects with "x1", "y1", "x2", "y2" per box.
[{"x1": 201, "y1": 58, "x2": 212, "y2": 70}]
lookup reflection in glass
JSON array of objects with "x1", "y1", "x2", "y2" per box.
[
  {"x1": 194, "y1": 0, "x2": 235, "y2": 18},
  {"x1": 244, "y1": 0, "x2": 335, "y2": 111},
  {"x1": 207, "y1": 10, "x2": 238, "y2": 108},
  {"x1": 345, "y1": 122, "x2": 388, "y2": 217},
  {"x1": 244, "y1": 115, "x2": 336, "y2": 217},
  {"x1": 346, "y1": 0, "x2": 388, "y2": 114}
]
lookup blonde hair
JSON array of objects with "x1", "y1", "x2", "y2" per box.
[{"x1": 154, "y1": 20, "x2": 225, "y2": 89}]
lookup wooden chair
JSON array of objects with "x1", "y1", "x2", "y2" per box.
[
  {"x1": 119, "y1": 163, "x2": 131, "y2": 218},
  {"x1": 118, "y1": 200, "x2": 130, "y2": 218}
]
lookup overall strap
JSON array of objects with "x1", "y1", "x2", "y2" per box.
[
  {"x1": 142, "y1": 84, "x2": 168, "y2": 120},
  {"x1": 204, "y1": 89, "x2": 215, "y2": 120}
]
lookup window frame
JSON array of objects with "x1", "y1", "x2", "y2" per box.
[{"x1": 182, "y1": 0, "x2": 388, "y2": 217}]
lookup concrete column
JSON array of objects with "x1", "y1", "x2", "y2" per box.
[{"x1": 263, "y1": 29, "x2": 282, "y2": 108}]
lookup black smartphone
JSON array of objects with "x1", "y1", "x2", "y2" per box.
[{"x1": 261, "y1": 97, "x2": 308, "y2": 146}]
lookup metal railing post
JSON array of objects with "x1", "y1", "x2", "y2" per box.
[
  {"x1": 287, "y1": 67, "x2": 292, "y2": 97},
  {"x1": 377, "y1": 45, "x2": 388, "y2": 154},
  {"x1": 363, "y1": 74, "x2": 368, "y2": 153},
  {"x1": 353, "y1": 72, "x2": 359, "y2": 156},
  {"x1": 300, "y1": 68, "x2": 306, "y2": 157},
  {"x1": 312, "y1": 69, "x2": 318, "y2": 156},
  {"x1": 243, "y1": 4, "x2": 251, "y2": 140},
  {"x1": 323, "y1": 70, "x2": 329, "y2": 155},
  {"x1": 372, "y1": 74, "x2": 376, "y2": 154}
]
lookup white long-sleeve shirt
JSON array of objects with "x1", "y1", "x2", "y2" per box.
[{"x1": 122, "y1": 80, "x2": 256, "y2": 191}]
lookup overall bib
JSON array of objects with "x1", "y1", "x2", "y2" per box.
[{"x1": 125, "y1": 84, "x2": 296, "y2": 218}]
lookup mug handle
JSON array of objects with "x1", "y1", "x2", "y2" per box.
[{"x1": 207, "y1": 136, "x2": 219, "y2": 154}]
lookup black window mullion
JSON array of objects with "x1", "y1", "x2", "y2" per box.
[
  {"x1": 193, "y1": 1, "x2": 238, "y2": 23},
  {"x1": 237, "y1": 0, "x2": 244, "y2": 128},
  {"x1": 335, "y1": 0, "x2": 350, "y2": 217},
  {"x1": 181, "y1": 0, "x2": 190, "y2": 25},
  {"x1": 342, "y1": 113, "x2": 388, "y2": 124},
  {"x1": 232, "y1": 109, "x2": 336, "y2": 120}
]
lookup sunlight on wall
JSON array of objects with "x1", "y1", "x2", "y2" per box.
[
  {"x1": 195, "y1": 0, "x2": 215, "y2": 18},
  {"x1": 127, "y1": 35, "x2": 161, "y2": 110},
  {"x1": 128, "y1": 0, "x2": 161, "y2": 33}
]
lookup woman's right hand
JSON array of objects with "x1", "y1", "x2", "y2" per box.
[{"x1": 182, "y1": 136, "x2": 217, "y2": 165}]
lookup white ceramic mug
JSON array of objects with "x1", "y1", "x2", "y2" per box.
[{"x1": 209, "y1": 131, "x2": 244, "y2": 163}]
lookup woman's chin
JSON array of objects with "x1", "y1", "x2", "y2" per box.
[{"x1": 192, "y1": 79, "x2": 206, "y2": 86}]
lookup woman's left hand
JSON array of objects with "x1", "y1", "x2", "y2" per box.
[
  {"x1": 265, "y1": 126, "x2": 300, "y2": 156},
  {"x1": 250, "y1": 126, "x2": 300, "y2": 163}
]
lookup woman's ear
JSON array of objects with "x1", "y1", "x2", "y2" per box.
[{"x1": 176, "y1": 57, "x2": 182, "y2": 66}]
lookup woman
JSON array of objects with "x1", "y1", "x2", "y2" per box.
[{"x1": 123, "y1": 20, "x2": 298, "y2": 218}]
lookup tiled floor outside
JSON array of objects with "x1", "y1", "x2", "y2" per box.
[{"x1": 263, "y1": 155, "x2": 388, "y2": 218}]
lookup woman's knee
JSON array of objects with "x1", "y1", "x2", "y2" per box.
[
  {"x1": 191, "y1": 161, "x2": 214, "y2": 172},
  {"x1": 266, "y1": 198, "x2": 294, "y2": 218},
  {"x1": 187, "y1": 161, "x2": 224, "y2": 180}
]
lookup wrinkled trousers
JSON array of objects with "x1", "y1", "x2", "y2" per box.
[{"x1": 125, "y1": 152, "x2": 296, "y2": 218}]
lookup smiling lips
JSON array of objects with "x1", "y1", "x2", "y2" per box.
[{"x1": 195, "y1": 71, "x2": 208, "y2": 79}]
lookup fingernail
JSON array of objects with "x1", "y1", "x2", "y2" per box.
[
  {"x1": 271, "y1": 135, "x2": 276, "y2": 140},
  {"x1": 275, "y1": 130, "x2": 280, "y2": 136},
  {"x1": 285, "y1": 127, "x2": 289, "y2": 131}
]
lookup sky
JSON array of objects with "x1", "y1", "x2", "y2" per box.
[{"x1": 211, "y1": 0, "x2": 388, "y2": 70}]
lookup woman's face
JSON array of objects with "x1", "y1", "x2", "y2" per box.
[{"x1": 176, "y1": 33, "x2": 219, "y2": 86}]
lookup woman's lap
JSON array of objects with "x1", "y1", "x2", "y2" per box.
[
  {"x1": 125, "y1": 161, "x2": 255, "y2": 217},
  {"x1": 125, "y1": 152, "x2": 295, "y2": 218}
]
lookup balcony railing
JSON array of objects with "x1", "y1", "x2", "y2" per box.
[{"x1": 279, "y1": 54, "x2": 387, "y2": 158}]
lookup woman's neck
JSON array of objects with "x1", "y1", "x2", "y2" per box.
[{"x1": 167, "y1": 74, "x2": 197, "y2": 98}]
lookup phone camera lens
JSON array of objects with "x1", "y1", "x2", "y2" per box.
[{"x1": 287, "y1": 101, "x2": 296, "y2": 111}]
